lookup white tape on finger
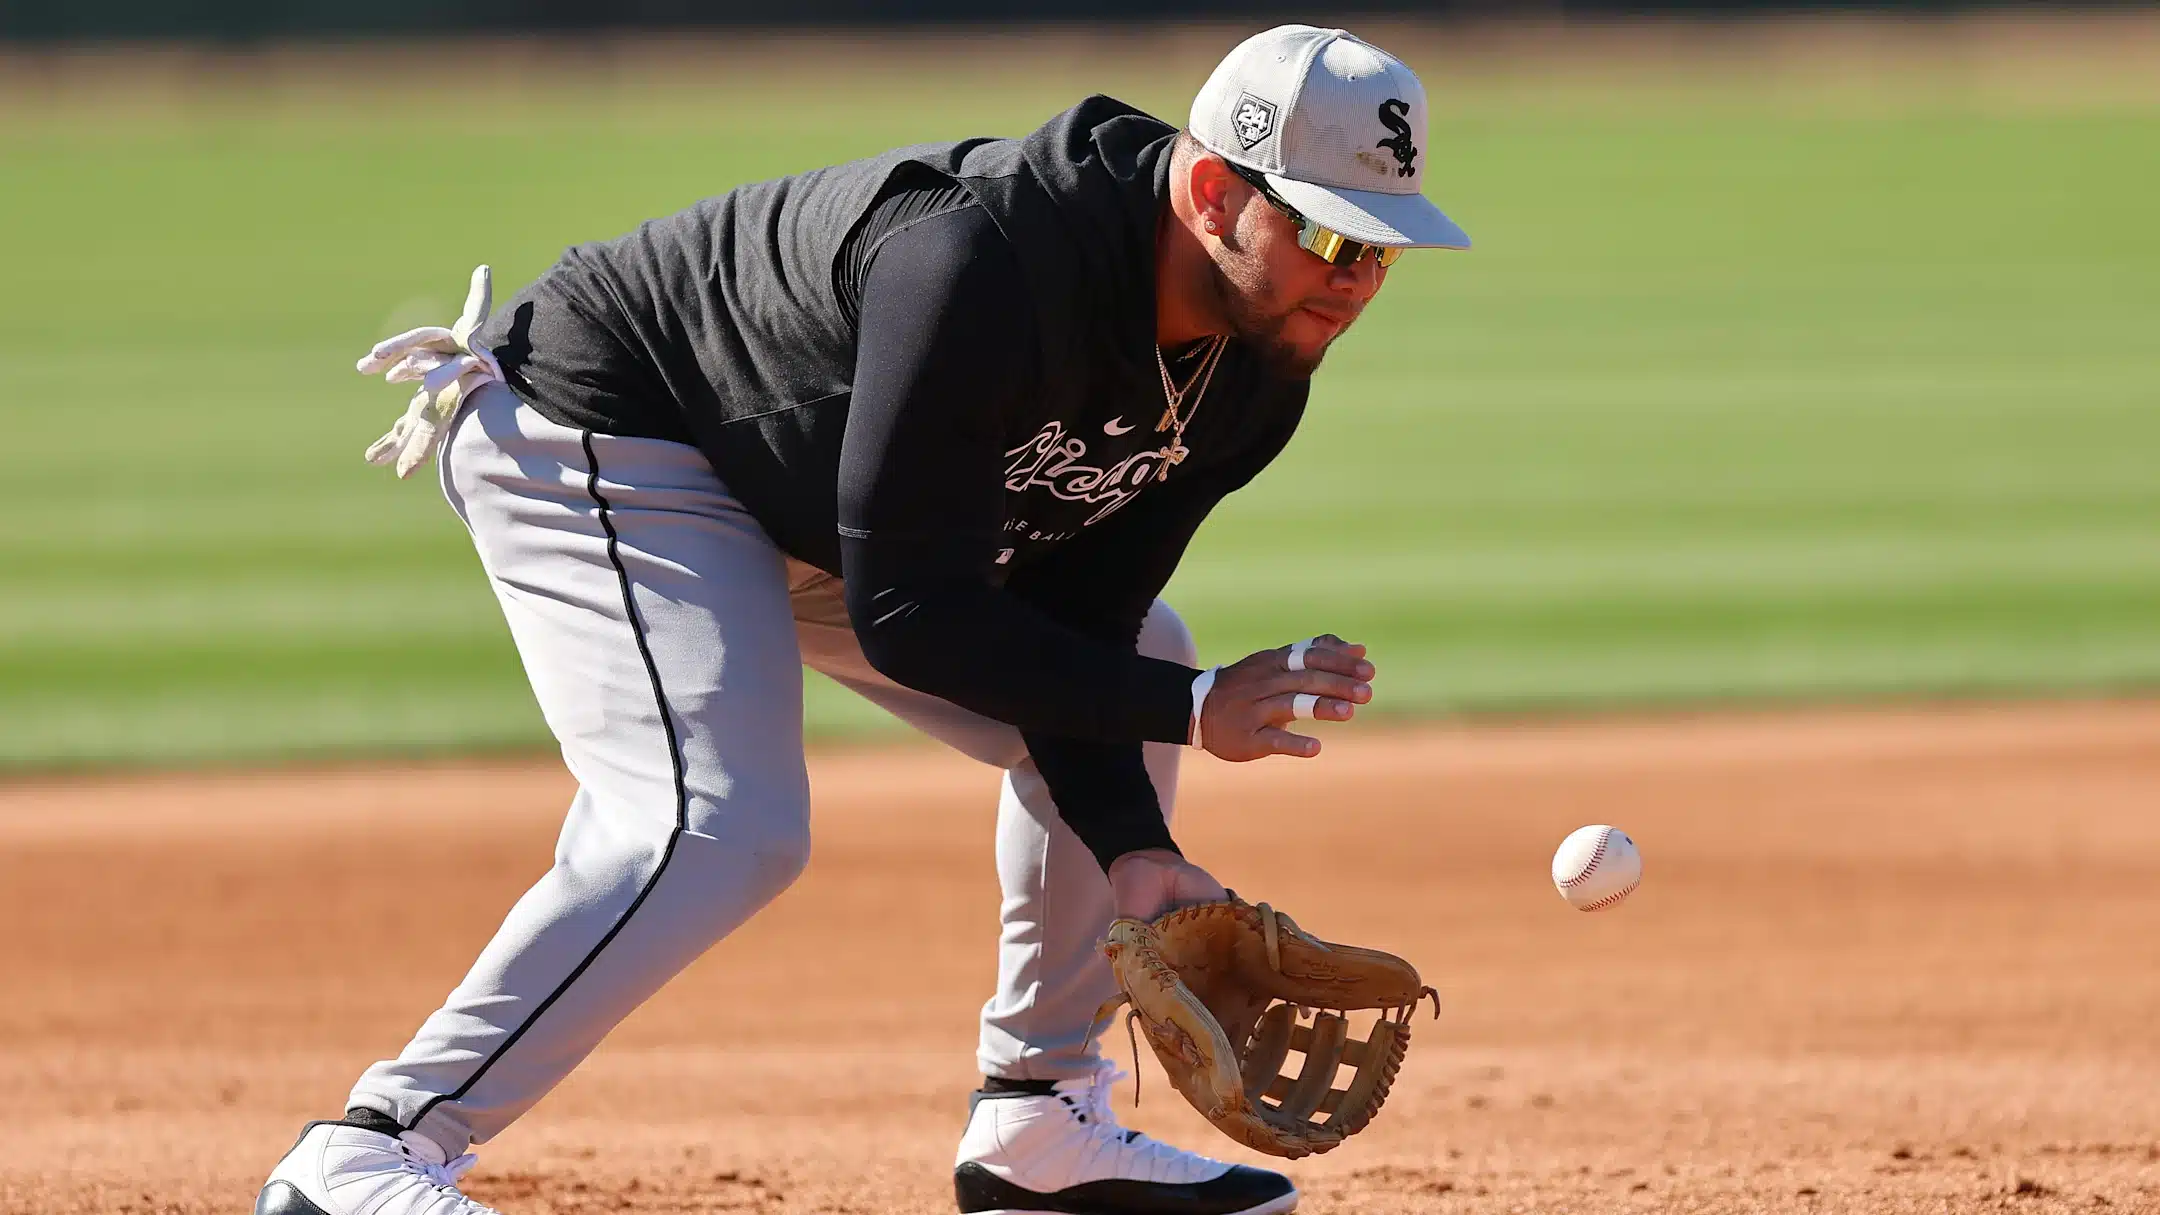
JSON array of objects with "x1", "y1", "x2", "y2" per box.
[
  {"x1": 1287, "y1": 637, "x2": 1317, "y2": 671},
  {"x1": 1292, "y1": 693, "x2": 1320, "y2": 720}
]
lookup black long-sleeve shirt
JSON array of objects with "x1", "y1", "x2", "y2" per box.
[{"x1": 840, "y1": 196, "x2": 1304, "y2": 862}]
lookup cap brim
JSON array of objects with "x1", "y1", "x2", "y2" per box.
[{"x1": 1265, "y1": 173, "x2": 1471, "y2": 250}]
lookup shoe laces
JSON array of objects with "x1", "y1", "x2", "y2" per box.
[
  {"x1": 396, "y1": 1133, "x2": 486, "y2": 1208},
  {"x1": 1068, "y1": 1064, "x2": 1129, "y2": 1131},
  {"x1": 1059, "y1": 1064, "x2": 1197, "y2": 1169}
]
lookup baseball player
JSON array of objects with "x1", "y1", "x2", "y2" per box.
[{"x1": 257, "y1": 24, "x2": 1467, "y2": 1215}]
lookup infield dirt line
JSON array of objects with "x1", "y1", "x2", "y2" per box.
[{"x1": 3, "y1": 698, "x2": 2154, "y2": 842}]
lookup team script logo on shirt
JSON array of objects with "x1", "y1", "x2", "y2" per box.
[{"x1": 1004, "y1": 420, "x2": 1175, "y2": 527}]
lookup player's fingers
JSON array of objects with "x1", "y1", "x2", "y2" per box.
[
  {"x1": 1255, "y1": 725, "x2": 1321, "y2": 758},
  {"x1": 1264, "y1": 670, "x2": 1370, "y2": 703},
  {"x1": 1295, "y1": 639, "x2": 1374, "y2": 682},
  {"x1": 1258, "y1": 690, "x2": 1358, "y2": 724},
  {"x1": 1308, "y1": 634, "x2": 1366, "y2": 663}
]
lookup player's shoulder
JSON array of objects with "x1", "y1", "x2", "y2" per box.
[
  {"x1": 853, "y1": 197, "x2": 1037, "y2": 358},
  {"x1": 866, "y1": 198, "x2": 1018, "y2": 285},
  {"x1": 1027, "y1": 94, "x2": 1177, "y2": 156}
]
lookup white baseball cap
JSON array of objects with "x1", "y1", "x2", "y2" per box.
[{"x1": 1191, "y1": 25, "x2": 1470, "y2": 250}]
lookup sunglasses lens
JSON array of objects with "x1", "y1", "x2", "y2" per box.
[
  {"x1": 1304, "y1": 225, "x2": 1403, "y2": 268},
  {"x1": 1303, "y1": 227, "x2": 1347, "y2": 263}
]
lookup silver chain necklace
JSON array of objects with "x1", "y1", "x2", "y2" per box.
[{"x1": 1153, "y1": 335, "x2": 1227, "y2": 479}]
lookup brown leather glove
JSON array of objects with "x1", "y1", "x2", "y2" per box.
[{"x1": 1094, "y1": 897, "x2": 1440, "y2": 1159}]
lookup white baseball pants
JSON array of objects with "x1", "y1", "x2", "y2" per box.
[{"x1": 346, "y1": 384, "x2": 1192, "y2": 1156}]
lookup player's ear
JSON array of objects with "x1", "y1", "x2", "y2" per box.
[{"x1": 1188, "y1": 154, "x2": 1238, "y2": 236}]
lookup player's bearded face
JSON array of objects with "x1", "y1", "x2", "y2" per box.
[{"x1": 1205, "y1": 194, "x2": 1388, "y2": 380}]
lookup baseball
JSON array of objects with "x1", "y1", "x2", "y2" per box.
[{"x1": 1551, "y1": 825, "x2": 1642, "y2": 911}]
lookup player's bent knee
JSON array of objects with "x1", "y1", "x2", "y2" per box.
[
  {"x1": 665, "y1": 816, "x2": 813, "y2": 923},
  {"x1": 1138, "y1": 599, "x2": 1199, "y2": 670},
  {"x1": 755, "y1": 823, "x2": 815, "y2": 897}
]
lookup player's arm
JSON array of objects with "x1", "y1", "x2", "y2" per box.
[
  {"x1": 1007, "y1": 470, "x2": 1249, "y2": 871},
  {"x1": 1002, "y1": 375, "x2": 1326, "y2": 873}
]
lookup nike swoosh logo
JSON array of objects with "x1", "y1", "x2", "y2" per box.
[{"x1": 1103, "y1": 417, "x2": 1135, "y2": 436}]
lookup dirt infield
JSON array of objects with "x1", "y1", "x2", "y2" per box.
[{"x1": 3, "y1": 701, "x2": 2157, "y2": 1214}]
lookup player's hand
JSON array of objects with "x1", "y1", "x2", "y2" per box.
[
  {"x1": 1196, "y1": 634, "x2": 1373, "y2": 762},
  {"x1": 1107, "y1": 849, "x2": 1230, "y2": 922}
]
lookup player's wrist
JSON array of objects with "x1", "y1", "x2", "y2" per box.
[
  {"x1": 1188, "y1": 666, "x2": 1221, "y2": 749},
  {"x1": 1107, "y1": 846, "x2": 1184, "y2": 873},
  {"x1": 1075, "y1": 810, "x2": 1181, "y2": 876}
]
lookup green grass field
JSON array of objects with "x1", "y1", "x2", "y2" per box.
[{"x1": 3, "y1": 29, "x2": 2156, "y2": 767}]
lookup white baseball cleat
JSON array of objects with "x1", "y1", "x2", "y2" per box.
[
  {"x1": 255, "y1": 1121, "x2": 502, "y2": 1215},
  {"x1": 953, "y1": 1063, "x2": 1298, "y2": 1215}
]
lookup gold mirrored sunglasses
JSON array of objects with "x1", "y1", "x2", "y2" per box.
[{"x1": 1226, "y1": 161, "x2": 1405, "y2": 268}]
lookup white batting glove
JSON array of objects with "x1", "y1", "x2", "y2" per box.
[{"x1": 358, "y1": 264, "x2": 505, "y2": 478}]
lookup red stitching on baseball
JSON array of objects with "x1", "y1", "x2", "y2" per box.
[
  {"x1": 1558, "y1": 832, "x2": 1611, "y2": 889},
  {"x1": 1578, "y1": 879, "x2": 1639, "y2": 911}
]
